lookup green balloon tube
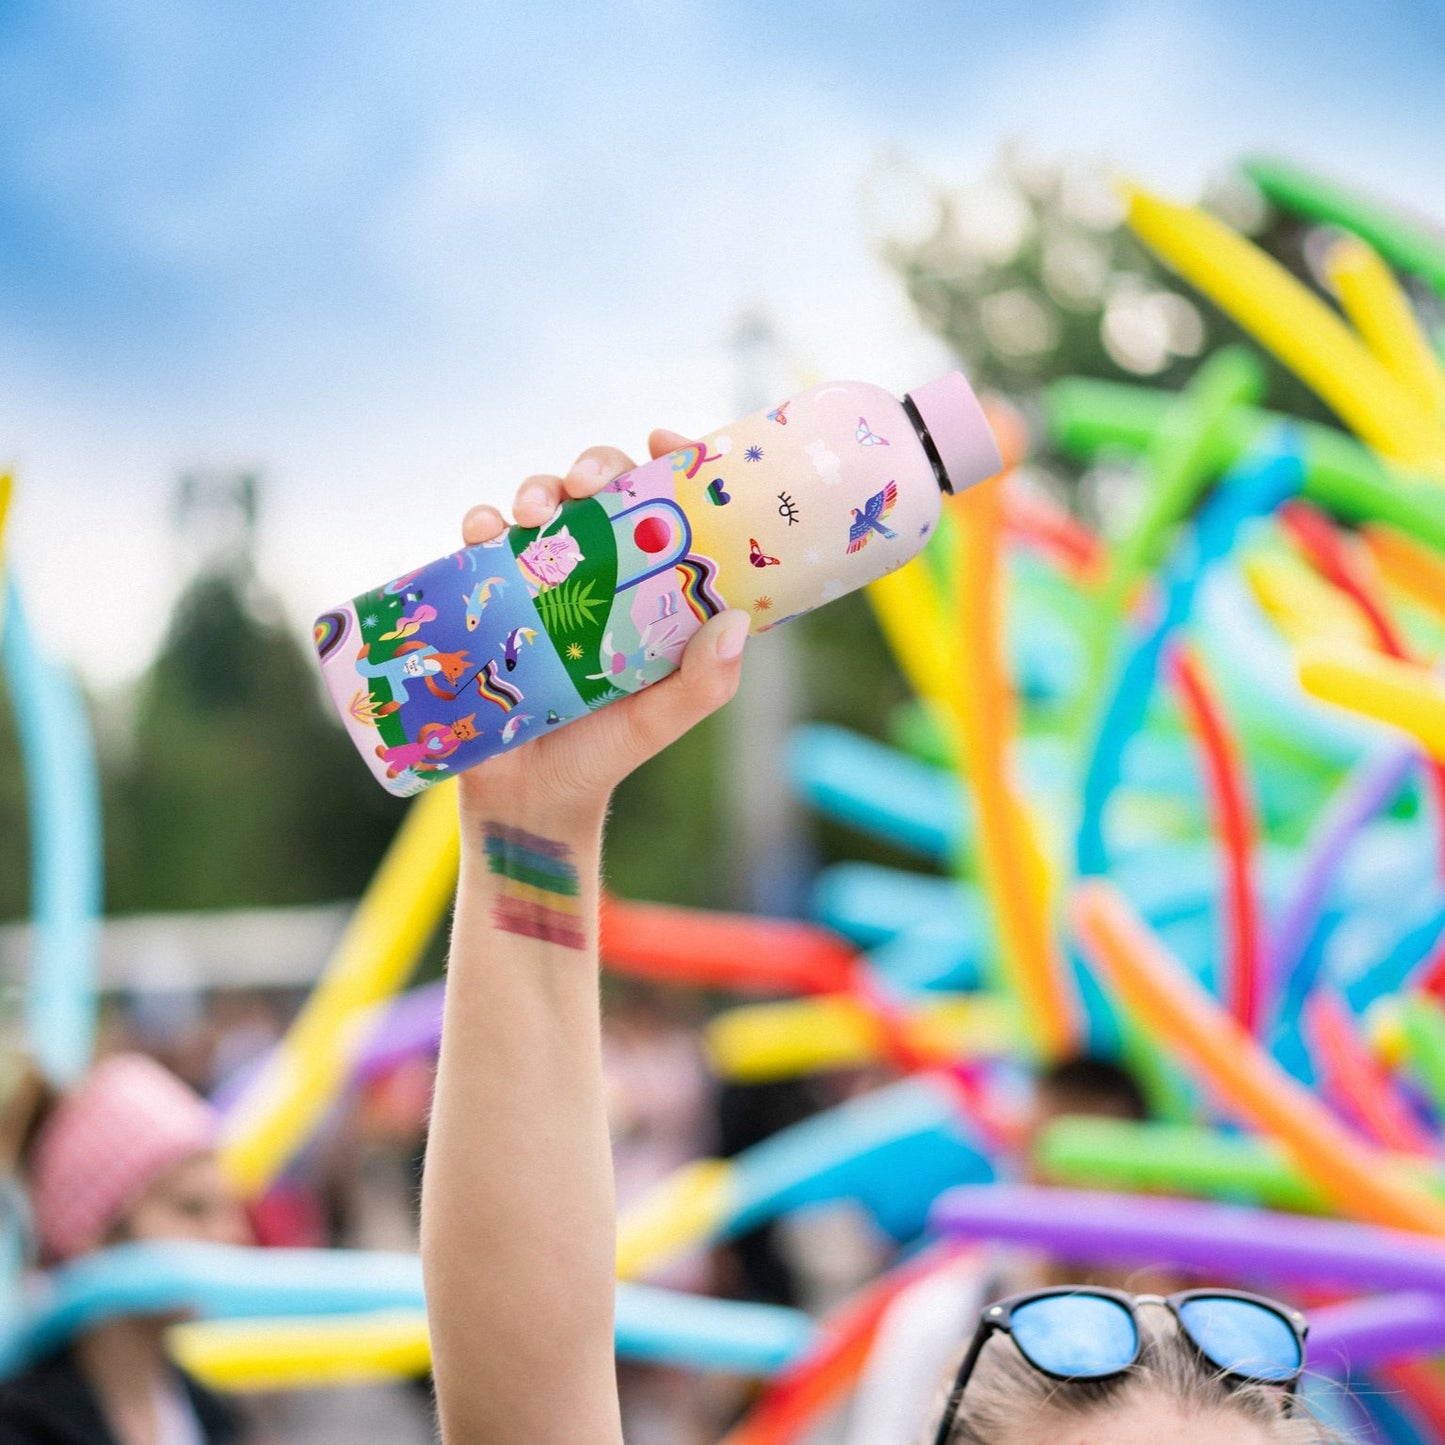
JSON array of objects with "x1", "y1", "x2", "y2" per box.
[
  {"x1": 1243, "y1": 156, "x2": 1445, "y2": 300},
  {"x1": 1034, "y1": 1116, "x2": 1445, "y2": 1214},
  {"x1": 1044, "y1": 378, "x2": 1445, "y2": 555}
]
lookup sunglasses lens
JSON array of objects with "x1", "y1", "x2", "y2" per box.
[
  {"x1": 1177, "y1": 1297, "x2": 1302, "y2": 1382},
  {"x1": 1010, "y1": 1295, "x2": 1139, "y2": 1378}
]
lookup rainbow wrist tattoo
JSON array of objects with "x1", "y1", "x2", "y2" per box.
[{"x1": 483, "y1": 822, "x2": 586, "y2": 951}]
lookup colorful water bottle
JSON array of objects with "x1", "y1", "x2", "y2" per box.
[{"x1": 315, "y1": 373, "x2": 1001, "y2": 795}]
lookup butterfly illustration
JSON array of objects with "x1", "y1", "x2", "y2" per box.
[
  {"x1": 749, "y1": 538, "x2": 781, "y2": 568},
  {"x1": 856, "y1": 417, "x2": 890, "y2": 447},
  {"x1": 847, "y1": 481, "x2": 899, "y2": 554},
  {"x1": 767, "y1": 401, "x2": 790, "y2": 425}
]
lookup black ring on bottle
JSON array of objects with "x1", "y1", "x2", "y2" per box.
[{"x1": 902, "y1": 392, "x2": 953, "y2": 495}]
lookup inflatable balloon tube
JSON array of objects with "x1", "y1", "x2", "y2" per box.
[
  {"x1": 218, "y1": 781, "x2": 460, "y2": 1196},
  {"x1": 601, "y1": 895, "x2": 858, "y2": 996},
  {"x1": 615, "y1": 1075, "x2": 995, "y2": 1281},
  {"x1": 1070, "y1": 881, "x2": 1445, "y2": 1232},
  {"x1": 1279, "y1": 498, "x2": 1445, "y2": 868},
  {"x1": 1264, "y1": 745, "x2": 1415, "y2": 1028},
  {"x1": 1242, "y1": 548, "x2": 1377, "y2": 650},
  {"x1": 932, "y1": 1183, "x2": 1445, "y2": 1293},
  {"x1": 1242, "y1": 156, "x2": 1445, "y2": 299},
  {"x1": 1397, "y1": 994, "x2": 1445, "y2": 1120},
  {"x1": 1297, "y1": 643, "x2": 1445, "y2": 762},
  {"x1": 1326, "y1": 234, "x2": 1445, "y2": 420},
  {"x1": 172, "y1": 1288, "x2": 815, "y2": 1391},
  {"x1": 718, "y1": 1239, "x2": 976, "y2": 1445},
  {"x1": 1035, "y1": 1117, "x2": 1332, "y2": 1212},
  {"x1": 1044, "y1": 377, "x2": 1445, "y2": 553},
  {"x1": 704, "y1": 992, "x2": 1021, "y2": 1085},
  {"x1": 948, "y1": 471, "x2": 1077, "y2": 1056},
  {"x1": 785, "y1": 723, "x2": 966, "y2": 865},
  {"x1": 1122, "y1": 182, "x2": 1445, "y2": 477},
  {"x1": 0, "y1": 1240, "x2": 427, "y2": 1375},
  {"x1": 1085, "y1": 346, "x2": 1264, "y2": 697},
  {"x1": 1364, "y1": 524, "x2": 1445, "y2": 627},
  {"x1": 865, "y1": 551, "x2": 956, "y2": 722},
  {"x1": 170, "y1": 1310, "x2": 432, "y2": 1391},
  {"x1": 1377, "y1": 1361, "x2": 1445, "y2": 1441},
  {"x1": 2, "y1": 574, "x2": 104, "y2": 1087},
  {"x1": 1303, "y1": 990, "x2": 1436, "y2": 1155},
  {"x1": 1076, "y1": 439, "x2": 1303, "y2": 881},
  {"x1": 2, "y1": 1245, "x2": 815, "y2": 1388},
  {"x1": 1170, "y1": 646, "x2": 1262, "y2": 1033}
]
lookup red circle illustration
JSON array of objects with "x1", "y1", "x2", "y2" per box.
[{"x1": 632, "y1": 516, "x2": 671, "y2": 553}]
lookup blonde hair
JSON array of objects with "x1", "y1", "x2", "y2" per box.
[{"x1": 935, "y1": 1303, "x2": 1350, "y2": 1445}]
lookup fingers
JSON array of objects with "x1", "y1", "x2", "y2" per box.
[
  {"x1": 461, "y1": 505, "x2": 507, "y2": 546},
  {"x1": 563, "y1": 446, "x2": 637, "y2": 499},
  {"x1": 648, "y1": 428, "x2": 697, "y2": 460},
  {"x1": 513, "y1": 473, "x2": 566, "y2": 529},
  {"x1": 462, "y1": 431, "x2": 693, "y2": 546}
]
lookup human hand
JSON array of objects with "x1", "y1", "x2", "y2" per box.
[{"x1": 454, "y1": 430, "x2": 750, "y2": 828}]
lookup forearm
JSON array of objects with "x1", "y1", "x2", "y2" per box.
[{"x1": 422, "y1": 793, "x2": 622, "y2": 1445}]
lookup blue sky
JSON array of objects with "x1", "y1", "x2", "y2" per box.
[{"x1": 2, "y1": 0, "x2": 1442, "y2": 685}]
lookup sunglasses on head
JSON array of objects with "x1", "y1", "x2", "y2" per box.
[{"x1": 930, "y1": 1285, "x2": 1308, "y2": 1445}]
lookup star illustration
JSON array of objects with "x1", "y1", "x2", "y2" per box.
[
  {"x1": 361, "y1": 613, "x2": 379, "y2": 630},
  {"x1": 566, "y1": 642, "x2": 584, "y2": 660},
  {"x1": 919, "y1": 522, "x2": 932, "y2": 537},
  {"x1": 745, "y1": 445, "x2": 763, "y2": 462},
  {"x1": 753, "y1": 595, "x2": 773, "y2": 611},
  {"x1": 803, "y1": 546, "x2": 821, "y2": 566}
]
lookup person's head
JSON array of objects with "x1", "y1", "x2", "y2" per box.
[
  {"x1": 27, "y1": 1052, "x2": 251, "y2": 1263},
  {"x1": 932, "y1": 1288, "x2": 1346, "y2": 1445},
  {"x1": 1032, "y1": 1055, "x2": 1149, "y2": 1133}
]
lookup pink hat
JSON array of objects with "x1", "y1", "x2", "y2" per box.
[{"x1": 29, "y1": 1053, "x2": 219, "y2": 1262}]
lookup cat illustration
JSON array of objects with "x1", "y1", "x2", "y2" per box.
[
  {"x1": 375, "y1": 715, "x2": 478, "y2": 779},
  {"x1": 517, "y1": 526, "x2": 584, "y2": 593}
]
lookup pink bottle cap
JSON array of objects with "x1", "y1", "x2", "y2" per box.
[{"x1": 906, "y1": 371, "x2": 1003, "y2": 494}]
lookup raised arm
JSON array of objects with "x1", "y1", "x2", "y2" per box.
[{"x1": 421, "y1": 436, "x2": 750, "y2": 1445}]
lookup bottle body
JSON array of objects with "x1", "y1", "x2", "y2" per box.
[{"x1": 316, "y1": 376, "x2": 995, "y2": 795}]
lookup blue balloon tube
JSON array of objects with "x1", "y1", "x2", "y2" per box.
[{"x1": 2, "y1": 576, "x2": 102, "y2": 1084}]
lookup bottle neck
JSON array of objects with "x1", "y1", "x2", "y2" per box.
[{"x1": 902, "y1": 392, "x2": 953, "y2": 495}]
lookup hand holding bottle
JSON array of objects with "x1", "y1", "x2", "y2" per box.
[
  {"x1": 315, "y1": 372, "x2": 1000, "y2": 796},
  {"x1": 451, "y1": 428, "x2": 751, "y2": 831}
]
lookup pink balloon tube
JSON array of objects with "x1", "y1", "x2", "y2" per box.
[{"x1": 315, "y1": 373, "x2": 999, "y2": 795}]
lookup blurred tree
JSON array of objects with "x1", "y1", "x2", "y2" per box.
[
  {"x1": 105, "y1": 474, "x2": 402, "y2": 914},
  {"x1": 0, "y1": 682, "x2": 30, "y2": 921},
  {"x1": 873, "y1": 144, "x2": 1339, "y2": 525}
]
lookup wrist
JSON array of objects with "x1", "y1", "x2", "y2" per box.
[{"x1": 456, "y1": 776, "x2": 608, "y2": 851}]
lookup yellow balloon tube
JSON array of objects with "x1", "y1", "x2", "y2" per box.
[
  {"x1": 218, "y1": 782, "x2": 460, "y2": 1195},
  {"x1": 1296, "y1": 643, "x2": 1445, "y2": 761},
  {"x1": 0, "y1": 473, "x2": 13, "y2": 562},
  {"x1": 1327, "y1": 235, "x2": 1445, "y2": 422},
  {"x1": 615, "y1": 1159, "x2": 738, "y2": 1282},
  {"x1": 170, "y1": 1310, "x2": 431, "y2": 1391},
  {"x1": 704, "y1": 993, "x2": 1021, "y2": 1083},
  {"x1": 1123, "y1": 185, "x2": 1445, "y2": 478},
  {"x1": 866, "y1": 555, "x2": 957, "y2": 717},
  {"x1": 1242, "y1": 551, "x2": 1376, "y2": 649}
]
